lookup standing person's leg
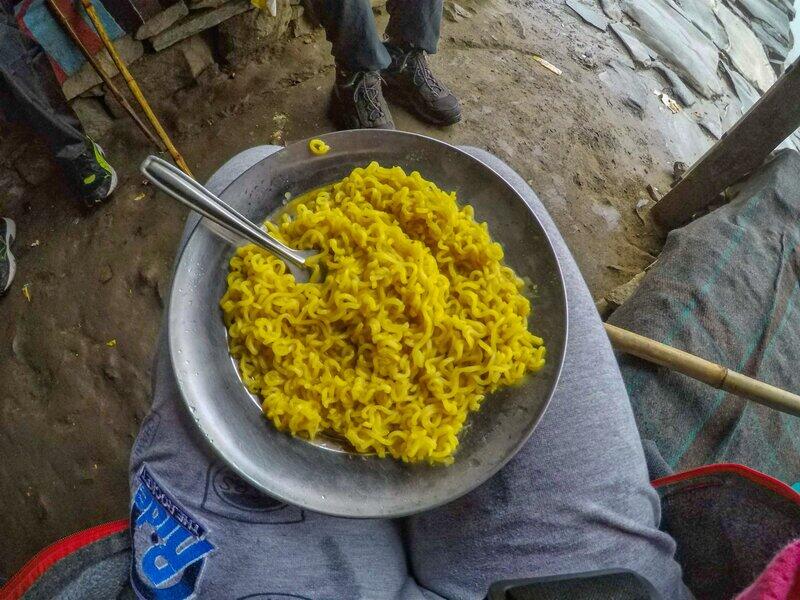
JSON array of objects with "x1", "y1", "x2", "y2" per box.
[
  {"x1": 403, "y1": 149, "x2": 689, "y2": 599},
  {"x1": 383, "y1": 0, "x2": 461, "y2": 125},
  {"x1": 385, "y1": 0, "x2": 442, "y2": 53},
  {"x1": 311, "y1": 0, "x2": 395, "y2": 129},
  {"x1": 128, "y1": 146, "x2": 428, "y2": 600},
  {"x1": 0, "y1": 7, "x2": 116, "y2": 204},
  {"x1": 0, "y1": 7, "x2": 84, "y2": 163},
  {"x1": 313, "y1": 0, "x2": 390, "y2": 73}
]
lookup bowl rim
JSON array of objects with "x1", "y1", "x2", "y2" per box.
[{"x1": 167, "y1": 129, "x2": 568, "y2": 517}]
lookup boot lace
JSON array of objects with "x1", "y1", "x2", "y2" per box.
[
  {"x1": 409, "y1": 51, "x2": 444, "y2": 95},
  {"x1": 354, "y1": 72, "x2": 387, "y2": 122}
]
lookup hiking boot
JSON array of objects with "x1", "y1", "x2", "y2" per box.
[
  {"x1": 71, "y1": 138, "x2": 118, "y2": 207},
  {"x1": 383, "y1": 44, "x2": 462, "y2": 126},
  {"x1": 0, "y1": 217, "x2": 17, "y2": 295},
  {"x1": 330, "y1": 70, "x2": 395, "y2": 130}
]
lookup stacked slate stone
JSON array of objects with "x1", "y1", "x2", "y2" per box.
[
  {"x1": 62, "y1": 0, "x2": 320, "y2": 138},
  {"x1": 568, "y1": 0, "x2": 799, "y2": 147},
  {"x1": 62, "y1": 0, "x2": 315, "y2": 102}
]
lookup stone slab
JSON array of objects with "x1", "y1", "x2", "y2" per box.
[
  {"x1": 150, "y1": 0, "x2": 252, "y2": 52},
  {"x1": 136, "y1": 1, "x2": 189, "y2": 40},
  {"x1": 620, "y1": 0, "x2": 722, "y2": 98},
  {"x1": 62, "y1": 37, "x2": 144, "y2": 101},
  {"x1": 565, "y1": 0, "x2": 609, "y2": 31},
  {"x1": 715, "y1": 2, "x2": 776, "y2": 92}
]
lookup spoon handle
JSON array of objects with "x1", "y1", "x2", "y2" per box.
[{"x1": 140, "y1": 155, "x2": 309, "y2": 269}]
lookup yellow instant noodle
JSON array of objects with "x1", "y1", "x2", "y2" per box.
[
  {"x1": 220, "y1": 162, "x2": 545, "y2": 464},
  {"x1": 308, "y1": 138, "x2": 330, "y2": 155}
]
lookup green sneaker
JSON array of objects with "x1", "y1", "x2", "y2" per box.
[
  {"x1": 72, "y1": 138, "x2": 118, "y2": 206},
  {"x1": 1, "y1": 217, "x2": 17, "y2": 295}
]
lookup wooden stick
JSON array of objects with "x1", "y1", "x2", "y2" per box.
[
  {"x1": 79, "y1": 0, "x2": 193, "y2": 177},
  {"x1": 47, "y1": 0, "x2": 164, "y2": 151},
  {"x1": 652, "y1": 57, "x2": 800, "y2": 229},
  {"x1": 604, "y1": 323, "x2": 800, "y2": 418}
]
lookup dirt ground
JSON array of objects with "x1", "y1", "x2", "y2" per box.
[{"x1": 0, "y1": 0, "x2": 722, "y2": 573}]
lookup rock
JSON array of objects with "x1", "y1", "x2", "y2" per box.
[
  {"x1": 714, "y1": 2, "x2": 776, "y2": 92},
  {"x1": 653, "y1": 60, "x2": 697, "y2": 106},
  {"x1": 128, "y1": 35, "x2": 216, "y2": 100},
  {"x1": 506, "y1": 13, "x2": 525, "y2": 39},
  {"x1": 69, "y1": 97, "x2": 114, "y2": 138},
  {"x1": 99, "y1": 264, "x2": 113, "y2": 283},
  {"x1": 14, "y1": 154, "x2": 53, "y2": 187},
  {"x1": 716, "y1": 97, "x2": 740, "y2": 131},
  {"x1": 769, "y1": 0, "x2": 795, "y2": 18},
  {"x1": 665, "y1": 0, "x2": 729, "y2": 50},
  {"x1": 180, "y1": 35, "x2": 216, "y2": 78},
  {"x1": 189, "y1": 0, "x2": 229, "y2": 9},
  {"x1": 151, "y1": 0, "x2": 252, "y2": 52},
  {"x1": 62, "y1": 37, "x2": 144, "y2": 101},
  {"x1": 216, "y1": 0, "x2": 293, "y2": 65},
  {"x1": 635, "y1": 197, "x2": 654, "y2": 222},
  {"x1": 138, "y1": 262, "x2": 161, "y2": 290},
  {"x1": 596, "y1": 298, "x2": 613, "y2": 319},
  {"x1": 576, "y1": 50, "x2": 598, "y2": 69},
  {"x1": 605, "y1": 271, "x2": 647, "y2": 309},
  {"x1": 599, "y1": 0, "x2": 623, "y2": 20},
  {"x1": 102, "y1": 87, "x2": 125, "y2": 120},
  {"x1": 736, "y1": 0, "x2": 792, "y2": 42},
  {"x1": 291, "y1": 9, "x2": 315, "y2": 37},
  {"x1": 610, "y1": 22, "x2": 656, "y2": 67},
  {"x1": 697, "y1": 111, "x2": 722, "y2": 139},
  {"x1": 136, "y1": 1, "x2": 189, "y2": 39},
  {"x1": 78, "y1": 85, "x2": 105, "y2": 98},
  {"x1": 444, "y1": 1, "x2": 473, "y2": 22},
  {"x1": 749, "y1": 19, "x2": 790, "y2": 62},
  {"x1": 620, "y1": 0, "x2": 722, "y2": 98},
  {"x1": 672, "y1": 160, "x2": 688, "y2": 183},
  {"x1": 599, "y1": 60, "x2": 651, "y2": 119},
  {"x1": 721, "y1": 62, "x2": 760, "y2": 113},
  {"x1": 565, "y1": 0, "x2": 609, "y2": 31}
]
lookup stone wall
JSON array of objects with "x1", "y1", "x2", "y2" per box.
[
  {"x1": 64, "y1": 0, "x2": 391, "y2": 138},
  {"x1": 65, "y1": 0, "x2": 311, "y2": 138}
]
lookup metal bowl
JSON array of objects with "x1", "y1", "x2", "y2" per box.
[{"x1": 168, "y1": 130, "x2": 567, "y2": 517}]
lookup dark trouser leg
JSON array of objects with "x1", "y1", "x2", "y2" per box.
[
  {"x1": 311, "y1": 0, "x2": 391, "y2": 72},
  {"x1": 385, "y1": 0, "x2": 442, "y2": 54},
  {"x1": 0, "y1": 6, "x2": 87, "y2": 170}
]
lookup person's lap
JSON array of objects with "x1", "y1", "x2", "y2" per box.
[{"x1": 128, "y1": 146, "x2": 688, "y2": 599}]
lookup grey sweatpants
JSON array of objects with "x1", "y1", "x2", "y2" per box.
[{"x1": 128, "y1": 146, "x2": 690, "y2": 600}]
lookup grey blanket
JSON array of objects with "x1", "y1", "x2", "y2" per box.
[{"x1": 610, "y1": 148, "x2": 800, "y2": 484}]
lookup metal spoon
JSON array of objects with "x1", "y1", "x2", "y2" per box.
[{"x1": 140, "y1": 156, "x2": 320, "y2": 283}]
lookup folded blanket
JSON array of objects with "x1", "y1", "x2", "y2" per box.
[{"x1": 610, "y1": 149, "x2": 800, "y2": 484}]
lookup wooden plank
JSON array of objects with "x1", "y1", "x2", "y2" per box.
[{"x1": 652, "y1": 58, "x2": 800, "y2": 229}]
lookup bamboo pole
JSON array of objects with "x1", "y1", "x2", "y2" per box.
[
  {"x1": 79, "y1": 0, "x2": 193, "y2": 177},
  {"x1": 47, "y1": 0, "x2": 164, "y2": 150},
  {"x1": 604, "y1": 323, "x2": 800, "y2": 418}
]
